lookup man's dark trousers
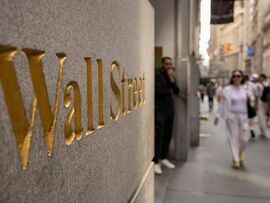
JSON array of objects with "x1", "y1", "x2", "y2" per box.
[{"x1": 153, "y1": 111, "x2": 174, "y2": 163}]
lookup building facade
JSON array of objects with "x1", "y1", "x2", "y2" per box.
[
  {"x1": 261, "y1": 1, "x2": 270, "y2": 75},
  {"x1": 211, "y1": 0, "x2": 270, "y2": 76},
  {"x1": 210, "y1": 1, "x2": 245, "y2": 77}
]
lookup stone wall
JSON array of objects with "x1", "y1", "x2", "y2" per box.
[
  {"x1": 0, "y1": 0, "x2": 154, "y2": 202},
  {"x1": 149, "y1": 0, "x2": 176, "y2": 60}
]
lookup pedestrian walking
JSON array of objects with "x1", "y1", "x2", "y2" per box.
[
  {"x1": 243, "y1": 75, "x2": 257, "y2": 138},
  {"x1": 199, "y1": 84, "x2": 206, "y2": 102},
  {"x1": 257, "y1": 74, "x2": 269, "y2": 138},
  {"x1": 206, "y1": 82, "x2": 215, "y2": 112},
  {"x1": 214, "y1": 70, "x2": 255, "y2": 169},
  {"x1": 215, "y1": 81, "x2": 223, "y2": 104},
  {"x1": 154, "y1": 57, "x2": 180, "y2": 175}
]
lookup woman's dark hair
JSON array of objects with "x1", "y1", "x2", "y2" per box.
[{"x1": 229, "y1": 70, "x2": 244, "y2": 84}]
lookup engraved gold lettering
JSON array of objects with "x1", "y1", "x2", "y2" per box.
[
  {"x1": 110, "y1": 61, "x2": 121, "y2": 120},
  {"x1": 138, "y1": 77, "x2": 143, "y2": 106},
  {"x1": 142, "y1": 74, "x2": 145, "y2": 104},
  {"x1": 133, "y1": 78, "x2": 138, "y2": 109},
  {"x1": 85, "y1": 57, "x2": 95, "y2": 135},
  {"x1": 0, "y1": 45, "x2": 66, "y2": 169},
  {"x1": 64, "y1": 81, "x2": 83, "y2": 145},
  {"x1": 121, "y1": 69, "x2": 127, "y2": 116},
  {"x1": 97, "y1": 59, "x2": 105, "y2": 128},
  {"x1": 127, "y1": 79, "x2": 133, "y2": 113},
  {"x1": 0, "y1": 46, "x2": 37, "y2": 170},
  {"x1": 22, "y1": 49, "x2": 66, "y2": 157},
  {"x1": 0, "y1": 43, "x2": 147, "y2": 170},
  {"x1": 0, "y1": 46, "x2": 25, "y2": 169}
]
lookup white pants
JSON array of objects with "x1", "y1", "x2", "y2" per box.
[
  {"x1": 225, "y1": 113, "x2": 250, "y2": 162},
  {"x1": 257, "y1": 100, "x2": 267, "y2": 136}
]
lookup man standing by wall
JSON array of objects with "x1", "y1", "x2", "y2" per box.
[{"x1": 154, "y1": 57, "x2": 180, "y2": 175}]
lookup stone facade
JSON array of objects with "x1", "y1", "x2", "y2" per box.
[
  {"x1": 210, "y1": 1, "x2": 245, "y2": 75},
  {"x1": 0, "y1": 0, "x2": 154, "y2": 202},
  {"x1": 261, "y1": 1, "x2": 270, "y2": 75},
  {"x1": 211, "y1": 0, "x2": 270, "y2": 75},
  {"x1": 262, "y1": 7, "x2": 270, "y2": 76}
]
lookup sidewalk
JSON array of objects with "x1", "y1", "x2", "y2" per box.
[{"x1": 155, "y1": 100, "x2": 270, "y2": 203}]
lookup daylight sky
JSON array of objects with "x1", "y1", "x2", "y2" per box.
[{"x1": 199, "y1": 0, "x2": 211, "y2": 67}]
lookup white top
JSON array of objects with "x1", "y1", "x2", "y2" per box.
[
  {"x1": 216, "y1": 84, "x2": 254, "y2": 119},
  {"x1": 229, "y1": 86, "x2": 247, "y2": 114}
]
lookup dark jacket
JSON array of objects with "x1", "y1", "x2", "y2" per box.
[
  {"x1": 155, "y1": 68, "x2": 180, "y2": 112},
  {"x1": 206, "y1": 86, "x2": 215, "y2": 98}
]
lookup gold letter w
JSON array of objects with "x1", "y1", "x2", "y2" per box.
[{"x1": 0, "y1": 45, "x2": 66, "y2": 169}]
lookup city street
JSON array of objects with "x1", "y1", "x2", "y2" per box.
[{"x1": 155, "y1": 100, "x2": 270, "y2": 203}]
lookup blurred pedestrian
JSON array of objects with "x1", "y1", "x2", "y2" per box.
[
  {"x1": 199, "y1": 84, "x2": 206, "y2": 102},
  {"x1": 206, "y1": 82, "x2": 215, "y2": 112},
  {"x1": 154, "y1": 57, "x2": 179, "y2": 175},
  {"x1": 243, "y1": 75, "x2": 257, "y2": 139},
  {"x1": 215, "y1": 81, "x2": 223, "y2": 104},
  {"x1": 214, "y1": 70, "x2": 255, "y2": 169},
  {"x1": 257, "y1": 74, "x2": 269, "y2": 138}
]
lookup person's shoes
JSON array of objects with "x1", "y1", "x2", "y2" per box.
[
  {"x1": 232, "y1": 161, "x2": 240, "y2": 169},
  {"x1": 250, "y1": 130, "x2": 256, "y2": 138},
  {"x1": 160, "y1": 159, "x2": 175, "y2": 169},
  {"x1": 239, "y1": 153, "x2": 244, "y2": 162},
  {"x1": 239, "y1": 153, "x2": 244, "y2": 166},
  {"x1": 154, "y1": 164, "x2": 162, "y2": 175}
]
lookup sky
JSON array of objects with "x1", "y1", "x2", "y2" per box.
[{"x1": 199, "y1": 0, "x2": 211, "y2": 67}]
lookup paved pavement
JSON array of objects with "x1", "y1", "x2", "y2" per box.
[{"x1": 155, "y1": 99, "x2": 270, "y2": 203}]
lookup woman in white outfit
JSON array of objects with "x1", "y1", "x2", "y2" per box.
[{"x1": 214, "y1": 70, "x2": 254, "y2": 169}]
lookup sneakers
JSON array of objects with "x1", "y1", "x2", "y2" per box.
[
  {"x1": 154, "y1": 164, "x2": 162, "y2": 175},
  {"x1": 154, "y1": 159, "x2": 175, "y2": 175},
  {"x1": 232, "y1": 153, "x2": 245, "y2": 169},
  {"x1": 239, "y1": 153, "x2": 244, "y2": 162},
  {"x1": 232, "y1": 161, "x2": 240, "y2": 169},
  {"x1": 160, "y1": 159, "x2": 175, "y2": 169},
  {"x1": 239, "y1": 152, "x2": 244, "y2": 167}
]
